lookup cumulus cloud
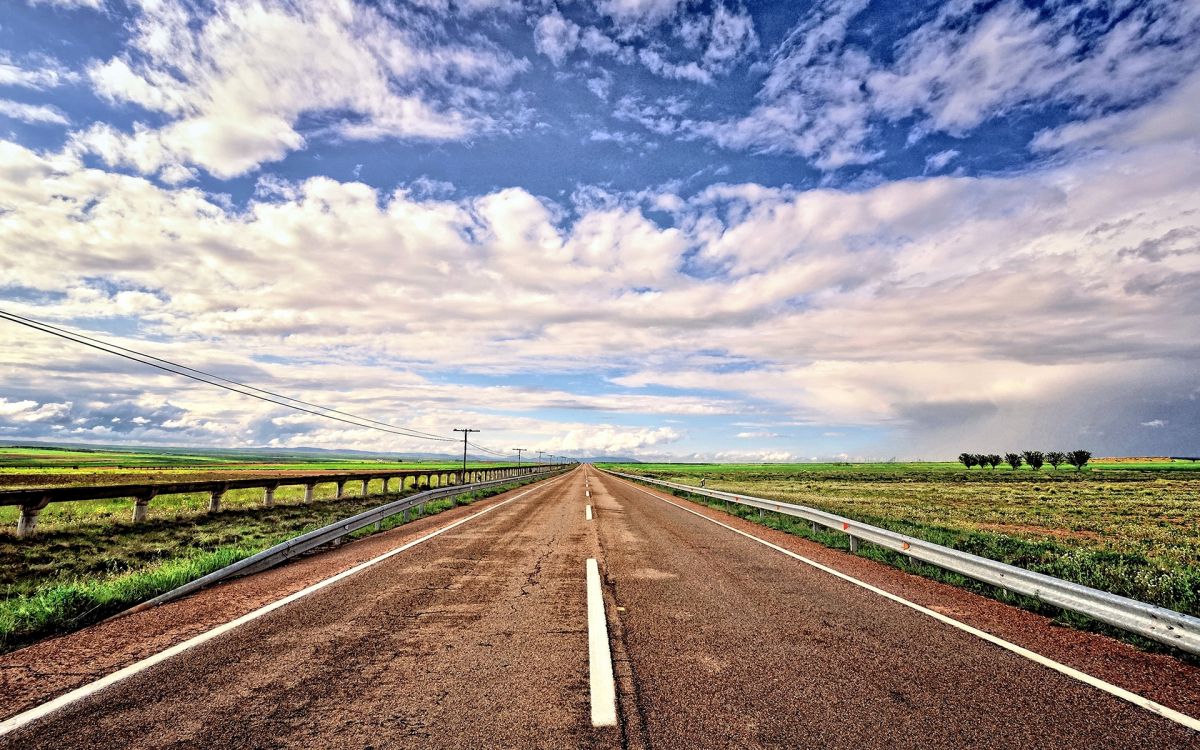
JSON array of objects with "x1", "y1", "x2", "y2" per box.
[
  {"x1": 2, "y1": 0, "x2": 1199, "y2": 457},
  {"x1": 553, "y1": 426, "x2": 682, "y2": 454},
  {"x1": 74, "y1": 0, "x2": 526, "y2": 179},
  {"x1": 533, "y1": 11, "x2": 581, "y2": 66}
]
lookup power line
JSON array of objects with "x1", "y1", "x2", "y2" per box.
[
  {"x1": 0, "y1": 309, "x2": 457, "y2": 443},
  {"x1": 0, "y1": 309, "x2": 453, "y2": 442},
  {"x1": 466, "y1": 440, "x2": 509, "y2": 458}
]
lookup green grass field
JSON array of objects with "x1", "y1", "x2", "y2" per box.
[{"x1": 601, "y1": 461, "x2": 1200, "y2": 645}]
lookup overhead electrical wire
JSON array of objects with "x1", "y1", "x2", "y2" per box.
[
  {"x1": 0, "y1": 309, "x2": 454, "y2": 442},
  {"x1": 0, "y1": 308, "x2": 467, "y2": 444},
  {"x1": 466, "y1": 440, "x2": 510, "y2": 458}
]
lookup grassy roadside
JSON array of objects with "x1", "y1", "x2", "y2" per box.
[{"x1": 0, "y1": 477, "x2": 541, "y2": 654}]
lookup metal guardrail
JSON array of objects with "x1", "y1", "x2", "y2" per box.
[
  {"x1": 122, "y1": 467, "x2": 571, "y2": 615},
  {"x1": 2, "y1": 464, "x2": 558, "y2": 537},
  {"x1": 604, "y1": 470, "x2": 1200, "y2": 656}
]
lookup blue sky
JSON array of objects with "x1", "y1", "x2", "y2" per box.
[{"x1": 1, "y1": 0, "x2": 1198, "y2": 460}]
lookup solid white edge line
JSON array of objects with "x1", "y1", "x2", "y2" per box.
[
  {"x1": 611, "y1": 475, "x2": 1200, "y2": 734},
  {"x1": 0, "y1": 475, "x2": 570, "y2": 737},
  {"x1": 586, "y1": 558, "x2": 618, "y2": 727},
  {"x1": 586, "y1": 505, "x2": 593, "y2": 521}
]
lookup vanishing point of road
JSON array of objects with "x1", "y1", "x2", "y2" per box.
[{"x1": 1, "y1": 466, "x2": 1198, "y2": 749}]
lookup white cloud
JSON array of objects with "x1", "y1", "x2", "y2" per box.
[
  {"x1": 0, "y1": 54, "x2": 79, "y2": 89},
  {"x1": 0, "y1": 398, "x2": 73, "y2": 423},
  {"x1": 597, "y1": 0, "x2": 682, "y2": 29},
  {"x1": 2, "y1": 55, "x2": 1199, "y2": 456},
  {"x1": 26, "y1": 0, "x2": 103, "y2": 9},
  {"x1": 76, "y1": 0, "x2": 526, "y2": 179},
  {"x1": 553, "y1": 425, "x2": 682, "y2": 454},
  {"x1": 677, "y1": 0, "x2": 1200, "y2": 168},
  {"x1": 546, "y1": 4, "x2": 755, "y2": 85},
  {"x1": 533, "y1": 11, "x2": 581, "y2": 66},
  {"x1": 1033, "y1": 69, "x2": 1200, "y2": 153},
  {"x1": 924, "y1": 149, "x2": 958, "y2": 172},
  {"x1": 0, "y1": 99, "x2": 69, "y2": 125},
  {"x1": 1141, "y1": 419, "x2": 1166, "y2": 428}
]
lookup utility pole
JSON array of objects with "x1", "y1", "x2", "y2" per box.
[
  {"x1": 453, "y1": 428, "x2": 479, "y2": 475},
  {"x1": 513, "y1": 448, "x2": 525, "y2": 468},
  {"x1": 536, "y1": 450, "x2": 545, "y2": 466}
]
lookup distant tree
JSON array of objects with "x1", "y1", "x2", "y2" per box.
[
  {"x1": 985, "y1": 454, "x2": 1002, "y2": 469},
  {"x1": 1046, "y1": 451, "x2": 1066, "y2": 470},
  {"x1": 1005, "y1": 452, "x2": 1023, "y2": 470},
  {"x1": 958, "y1": 452, "x2": 978, "y2": 469},
  {"x1": 1022, "y1": 451, "x2": 1045, "y2": 471},
  {"x1": 1067, "y1": 450, "x2": 1092, "y2": 471}
]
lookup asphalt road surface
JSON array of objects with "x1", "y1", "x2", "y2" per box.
[{"x1": 2, "y1": 466, "x2": 1197, "y2": 749}]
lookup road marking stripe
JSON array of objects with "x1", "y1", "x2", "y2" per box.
[
  {"x1": 586, "y1": 558, "x2": 618, "y2": 727},
  {"x1": 586, "y1": 504, "x2": 593, "y2": 521},
  {"x1": 0, "y1": 476, "x2": 569, "y2": 737},
  {"x1": 613, "y1": 476, "x2": 1200, "y2": 733}
]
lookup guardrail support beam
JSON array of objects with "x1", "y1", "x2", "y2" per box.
[
  {"x1": 361, "y1": 479, "x2": 370, "y2": 497},
  {"x1": 336, "y1": 481, "x2": 346, "y2": 499},
  {"x1": 208, "y1": 490, "x2": 225, "y2": 513},
  {"x1": 132, "y1": 492, "x2": 154, "y2": 523},
  {"x1": 16, "y1": 501, "x2": 47, "y2": 538},
  {"x1": 849, "y1": 535, "x2": 860, "y2": 553},
  {"x1": 263, "y1": 486, "x2": 276, "y2": 507},
  {"x1": 304, "y1": 484, "x2": 315, "y2": 503}
]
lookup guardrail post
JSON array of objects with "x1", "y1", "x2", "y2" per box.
[
  {"x1": 384, "y1": 478, "x2": 392, "y2": 496},
  {"x1": 849, "y1": 535, "x2": 860, "y2": 553},
  {"x1": 304, "y1": 484, "x2": 315, "y2": 503},
  {"x1": 263, "y1": 485, "x2": 277, "y2": 507},
  {"x1": 131, "y1": 490, "x2": 155, "y2": 523},
  {"x1": 208, "y1": 489, "x2": 225, "y2": 513},
  {"x1": 811, "y1": 521, "x2": 820, "y2": 534},
  {"x1": 336, "y1": 481, "x2": 346, "y2": 499},
  {"x1": 361, "y1": 479, "x2": 370, "y2": 497},
  {"x1": 16, "y1": 497, "x2": 50, "y2": 538}
]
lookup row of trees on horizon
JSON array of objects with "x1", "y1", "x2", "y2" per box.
[{"x1": 957, "y1": 450, "x2": 1092, "y2": 471}]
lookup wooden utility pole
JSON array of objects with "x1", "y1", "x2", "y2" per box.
[
  {"x1": 453, "y1": 428, "x2": 479, "y2": 475},
  {"x1": 513, "y1": 448, "x2": 525, "y2": 468}
]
